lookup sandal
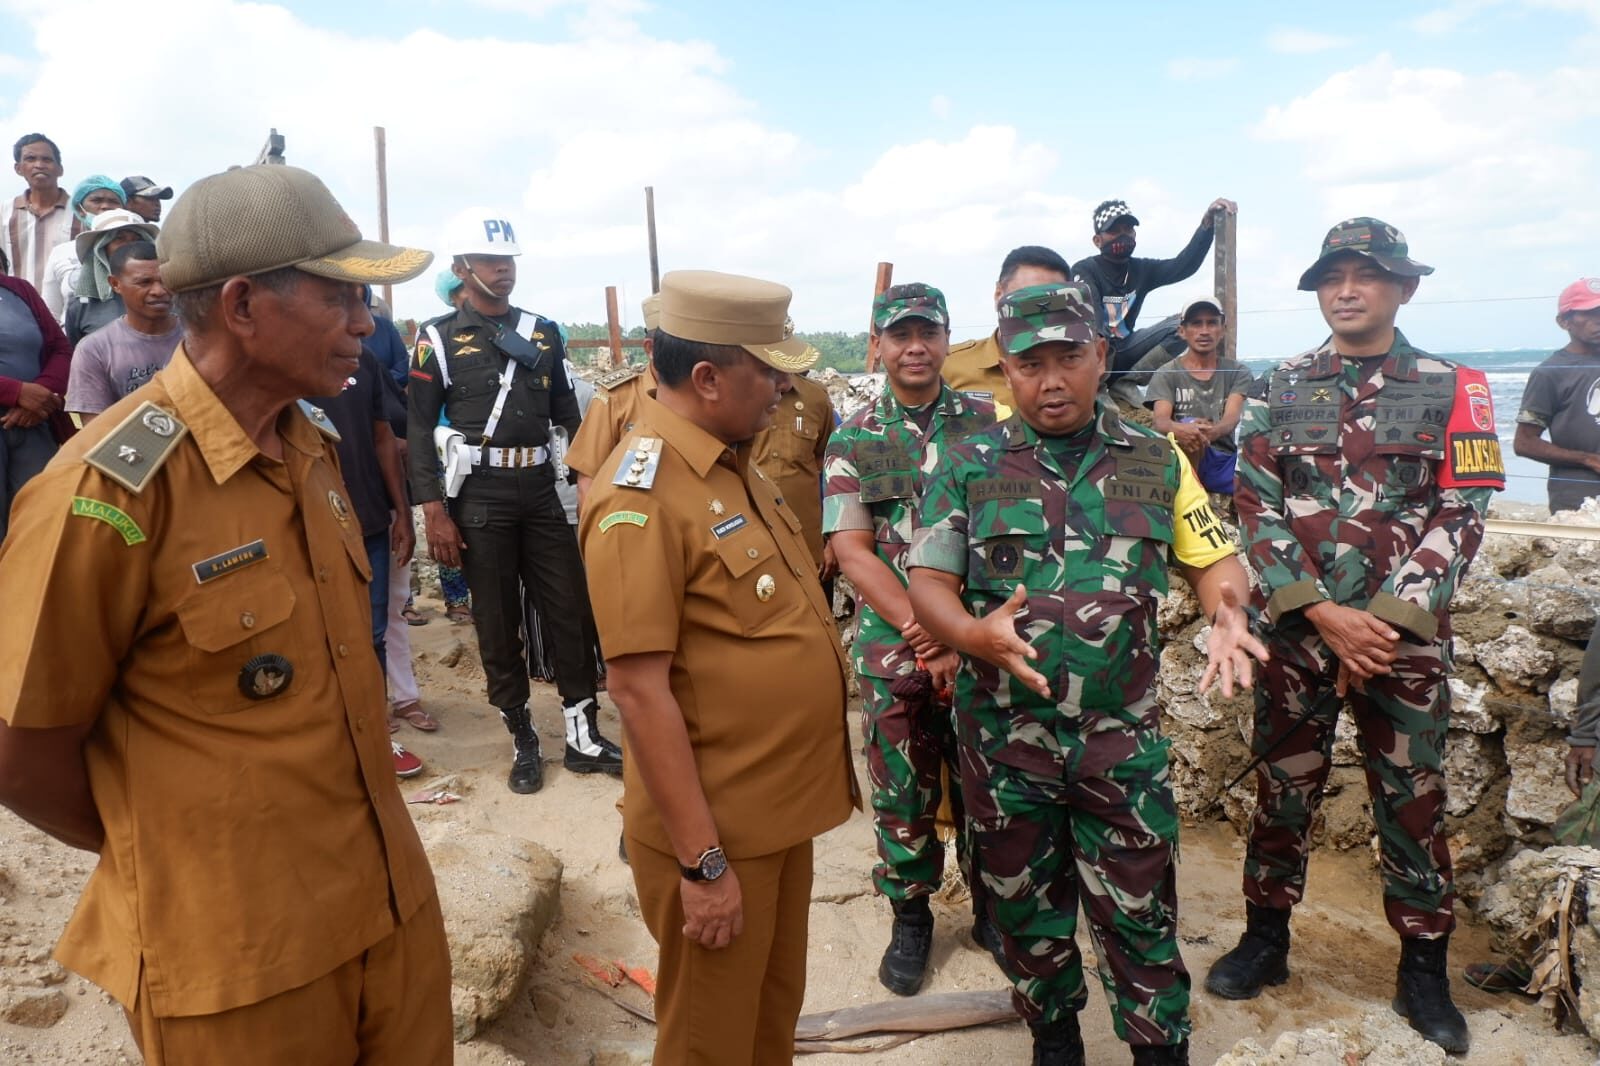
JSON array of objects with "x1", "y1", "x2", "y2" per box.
[
  {"x1": 401, "y1": 604, "x2": 428, "y2": 626},
  {"x1": 1463, "y1": 960, "x2": 1532, "y2": 994},
  {"x1": 446, "y1": 605, "x2": 473, "y2": 625},
  {"x1": 393, "y1": 702, "x2": 439, "y2": 732}
]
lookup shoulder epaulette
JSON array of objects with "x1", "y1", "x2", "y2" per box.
[
  {"x1": 595, "y1": 363, "x2": 647, "y2": 391},
  {"x1": 84, "y1": 400, "x2": 188, "y2": 495},
  {"x1": 948, "y1": 338, "x2": 981, "y2": 354},
  {"x1": 297, "y1": 399, "x2": 342, "y2": 442},
  {"x1": 611, "y1": 435, "x2": 663, "y2": 490}
]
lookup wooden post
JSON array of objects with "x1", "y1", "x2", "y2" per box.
[
  {"x1": 374, "y1": 126, "x2": 392, "y2": 312},
  {"x1": 864, "y1": 261, "x2": 894, "y2": 372},
  {"x1": 1213, "y1": 205, "x2": 1237, "y2": 361},
  {"x1": 605, "y1": 286, "x2": 624, "y2": 369},
  {"x1": 645, "y1": 186, "x2": 661, "y2": 294}
]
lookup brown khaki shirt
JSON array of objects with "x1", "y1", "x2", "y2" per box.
[
  {"x1": 750, "y1": 373, "x2": 834, "y2": 565},
  {"x1": 0, "y1": 347, "x2": 436, "y2": 1017},
  {"x1": 579, "y1": 396, "x2": 857, "y2": 860},
  {"x1": 566, "y1": 363, "x2": 655, "y2": 481},
  {"x1": 941, "y1": 331, "x2": 1014, "y2": 414}
]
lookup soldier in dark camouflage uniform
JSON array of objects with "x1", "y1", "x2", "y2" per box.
[
  {"x1": 1207, "y1": 218, "x2": 1504, "y2": 1056},
  {"x1": 907, "y1": 283, "x2": 1266, "y2": 1066},
  {"x1": 822, "y1": 284, "x2": 997, "y2": 996}
]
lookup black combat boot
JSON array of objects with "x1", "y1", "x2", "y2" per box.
[
  {"x1": 1393, "y1": 935, "x2": 1470, "y2": 1054},
  {"x1": 878, "y1": 895, "x2": 934, "y2": 996},
  {"x1": 971, "y1": 905, "x2": 1005, "y2": 971},
  {"x1": 1204, "y1": 902, "x2": 1290, "y2": 1000},
  {"x1": 500, "y1": 705, "x2": 544, "y2": 794},
  {"x1": 562, "y1": 697, "x2": 623, "y2": 776},
  {"x1": 1028, "y1": 1014, "x2": 1084, "y2": 1066},
  {"x1": 1131, "y1": 1041, "x2": 1190, "y2": 1065}
]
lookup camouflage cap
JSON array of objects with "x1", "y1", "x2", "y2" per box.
[
  {"x1": 872, "y1": 282, "x2": 948, "y2": 332},
  {"x1": 1297, "y1": 216, "x2": 1434, "y2": 291},
  {"x1": 997, "y1": 283, "x2": 1098, "y2": 355}
]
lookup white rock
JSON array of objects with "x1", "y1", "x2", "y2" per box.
[
  {"x1": 1503, "y1": 733, "x2": 1576, "y2": 826},
  {"x1": 1443, "y1": 731, "x2": 1500, "y2": 818},
  {"x1": 1447, "y1": 677, "x2": 1498, "y2": 734},
  {"x1": 1526, "y1": 565, "x2": 1598, "y2": 640},
  {"x1": 1550, "y1": 676, "x2": 1580, "y2": 730},
  {"x1": 421, "y1": 823, "x2": 563, "y2": 1041},
  {"x1": 1475, "y1": 625, "x2": 1557, "y2": 689}
]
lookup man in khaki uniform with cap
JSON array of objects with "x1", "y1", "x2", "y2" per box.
[
  {"x1": 0, "y1": 165, "x2": 451, "y2": 1064},
  {"x1": 572, "y1": 294, "x2": 840, "y2": 578},
  {"x1": 580, "y1": 269, "x2": 858, "y2": 1066}
]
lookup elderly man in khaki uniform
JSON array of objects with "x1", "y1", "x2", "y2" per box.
[
  {"x1": 0, "y1": 165, "x2": 450, "y2": 1065},
  {"x1": 580, "y1": 269, "x2": 858, "y2": 1066}
]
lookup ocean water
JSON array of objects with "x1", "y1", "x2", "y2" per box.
[{"x1": 1241, "y1": 348, "x2": 1553, "y2": 506}]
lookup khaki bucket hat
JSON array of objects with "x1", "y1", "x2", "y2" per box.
[
  {"x1": 658, "y1": 269, "x2": 817, "y2": 373},
  {"x1": 158, "y1": 164, "x2": 433, "y2": 293}
]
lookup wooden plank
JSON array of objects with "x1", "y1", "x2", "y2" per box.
[
  {"x1": 1485, "y1": 518, "x2": 1600, "y2": 543},
  {"x1": 645, "y1": 186, "x2": 661, "y2": 294},
  {"x1": 864, "y1": 262, "x2": 893, "y2": 372},
  {"x1": 374, "y1": 126, "x2": 392, "y2": 312},
  {"x1": 1213, "y1": 205, "x2": 1237, "y2": 360},
  {"x1": 605, "y1": 286, "x2": 624, "y2": 369}
]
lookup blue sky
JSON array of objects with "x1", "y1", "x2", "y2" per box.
[{"x1": 0, "y1": 0, "x2": 1595, "y2": 355}]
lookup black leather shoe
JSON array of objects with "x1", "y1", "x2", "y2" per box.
[
  {"x1": 878, "y1": 896, "x2": 934, "y2": 996},
  {"x1": 1393, "y1": 936, "x2": 1469, "y2": 1055},
  {"x1": 564, "y1": 742, "x2": 623, "y2": 775},
  {"x1": 1204, "y1": 903, "x2": 1290, "y2": 1000},
  {"x1": 1028, "y1": 1014, "x2": 1084, "y2": 1066},
  {"x1": 500, "y1": 706, "x2": 544, "y2": 795}
]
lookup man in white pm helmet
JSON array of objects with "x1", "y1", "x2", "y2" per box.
[{"x1": 406, "y1": 217, "x2": 621, "y2": 794}]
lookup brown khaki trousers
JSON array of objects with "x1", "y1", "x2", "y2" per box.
[
  {"x1": 630, "y1": 836, "x2": 814, "y2": 1066},
  {"x1": 126, "y1": 892, "x2": 452, "y2": 1066}
]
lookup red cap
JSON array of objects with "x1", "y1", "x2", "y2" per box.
[{"x1": 1559, "y1": 278, "x2": 1600, "y2": 316}]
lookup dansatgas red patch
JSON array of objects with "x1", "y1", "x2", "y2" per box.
[{"x1": 1438, "y1": 367, "x2": 1505, "y2": 489}]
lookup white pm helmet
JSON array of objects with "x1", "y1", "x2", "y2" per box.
[{"x1": 450, "y1": 217, "x2": 522, "y2": 258}]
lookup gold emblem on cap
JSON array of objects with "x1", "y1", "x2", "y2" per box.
[
  {"x1": 709, "y1": 499, "x2": 725, "y2": 516},
  {"x1": 755, "y1": 574, "x2": 776, "y2": 602},
  {"x1": 329, "y1": 490, "x2": 350, "y2": 525},
  {"x1": 793, "y1": 400, "x2": 804, "y2": 411}
]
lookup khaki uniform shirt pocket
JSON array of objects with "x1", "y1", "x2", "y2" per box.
[{"x1": 175, "y1": 564, "x2": 302, "y2": 714}]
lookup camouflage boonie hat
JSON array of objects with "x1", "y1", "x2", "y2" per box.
[
  {"x1": 997, "y1": 283, "x2": 1098, "y2": 355},
  {"x1": 872, "y1": 283, "x2": 948, "y2": 332},
  {"x1": 1297, "y1": 216, "x2": 1434, "y2": 291}
]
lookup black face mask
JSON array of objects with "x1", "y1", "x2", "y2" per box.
[{"x1": 1103, "y1": 236, "x2": 1135, "y2": 259}]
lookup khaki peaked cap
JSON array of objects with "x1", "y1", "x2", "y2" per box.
[
  {"x1": 158, "y1": 165, "x2": 433, "y2": 293},
  {"x1": 658, "y1": 269, "x2": 817, "y2": 373}
]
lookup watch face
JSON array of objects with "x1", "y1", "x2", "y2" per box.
[{"x1": 701, "y1": 848, "x2": 729, "y2": 881}]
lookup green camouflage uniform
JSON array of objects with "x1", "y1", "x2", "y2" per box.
[
  {"x1": 823, "y1": 286, "x2": 995, "y2": 899},
  {"x1": 1235, "y1": 326, "x2": 1503, "y2": 938},
  {"x1": 910, "y1": 284, "x2": 1233, "y2": 1047}
]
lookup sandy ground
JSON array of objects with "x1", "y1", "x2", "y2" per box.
[{"x1": 2, "y1": 600, "x2": 1596, "y2": 1065}]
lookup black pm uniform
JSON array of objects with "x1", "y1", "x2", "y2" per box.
[{"x1": 406, "y1": 302, "x2": 607, "y2": 748}]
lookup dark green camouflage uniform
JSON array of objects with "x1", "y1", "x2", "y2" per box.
[
  {"x1": 822, "y1": 377, "x2": 993, "y2": 899},
  {"x1": 909, "y1": 284, "x2": 1233, "y2": 1045},
  {"x1": 1235, "y1": 330, "x2": 1503, "y2": 938}
]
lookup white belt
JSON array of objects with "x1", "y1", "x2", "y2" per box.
[{"x1": 468, "y1": 444, "x2": 550, "y2": 469}]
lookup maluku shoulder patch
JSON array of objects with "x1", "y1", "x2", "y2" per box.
[{"x1": 84, "y1": 401, "x2": 188, "y2": 495}]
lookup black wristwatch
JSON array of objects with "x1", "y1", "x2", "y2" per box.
[{"x1": 680, "y1": 846, "x2": 728, "y2": 883}]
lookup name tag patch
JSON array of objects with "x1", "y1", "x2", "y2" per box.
[
  {"x1": 711, "y1": 514, "x2": 749, "y2": 539},
  {"x1": 193, "y1": 540, "x2": 268, "y2": 584},
  {"x1": 970, "y1": 477, "x2": 1040, "y2": 503}
]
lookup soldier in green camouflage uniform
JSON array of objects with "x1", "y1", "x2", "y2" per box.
[
  {"x1": 822, "y1": 284, "x2": 997, "y2": 996},
  {"x1": 1208, "y1": 219, "x2": 1504, "y2": 1056},
  {"x1": 907, "y1": 283, "x2": 1265, "y2": 1066}
]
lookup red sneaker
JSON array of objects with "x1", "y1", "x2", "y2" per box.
[{"x1": 392, "y1": 741, "x2": 424, "y2": 778}]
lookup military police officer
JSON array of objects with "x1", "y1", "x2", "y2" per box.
[
  {"x1": 822, "y1": 282, "x2": 996, "y2": 995},
  {"x1": 407, "y1": 218, "x2": 620, "y2": 793},
  {"x1": 1208, "y1": 219, "x2": 1503, "y2": 1056},
  {"x1": 908, "y1": 283, "x2": 1264, "y2": 1066}
]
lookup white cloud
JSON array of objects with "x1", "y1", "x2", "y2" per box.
[
  {"x1": 929, "y1": 94, "x2": 951, "y2": 119},
  {"x1": 1413, "y1": 0, "x2": 1600, "y2": 33},
  {"x1": 1252, "y1": 54, "x2": 1600, "y2": 321},
  {"x1": 1265, "y1": 27, "x2": 1352, "y2": 53},
  {"x1": 1166, "y1": 56, "x2": 1238, "y2": 81}
]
